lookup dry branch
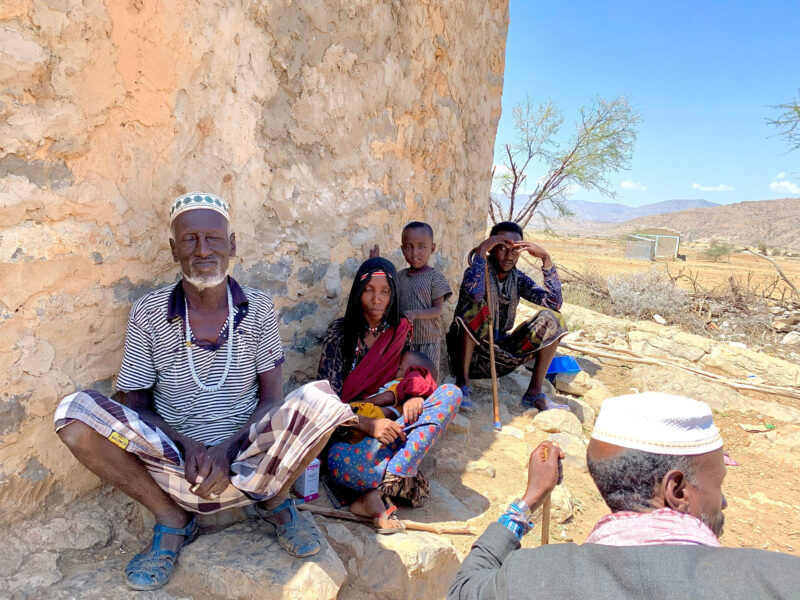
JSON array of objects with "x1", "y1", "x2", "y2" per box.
[
  {"x1": 561, "y1": 340, "x2": 800, "y2": 401},
  {"x1": 742, "y1": 248, "x2": 799, "y2": 299},
  {"x1": 297, "y1": 503, "x2": 476, "y2": 535}
]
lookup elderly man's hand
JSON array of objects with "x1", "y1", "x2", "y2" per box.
[
  {"x1": 521, "y1": 441, "x2": 564, "y2": 509},
  {"x1": 185, "y1": 440, "x2": 234, "y2": 499}
]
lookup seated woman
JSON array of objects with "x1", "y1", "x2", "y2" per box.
[{"x1": 318, "y1": 257, "x2": 462, "y2": 533}]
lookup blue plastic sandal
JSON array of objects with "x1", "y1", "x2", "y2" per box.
[
  {"x1": 254, "y1": 497, "x2": 321, "y2": 558},
  {"x1": 521, "y1": 392, "x2": 570, "y2": 411},
  {"x1": 125, "y1": 517, "x2": 198, "y2": 591},
  {"x1": 459, "y1": 385, "x2": 475, "y2": 413}
]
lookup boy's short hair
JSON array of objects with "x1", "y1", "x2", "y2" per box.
[
  {"x1": 489, "y1": 221, "x2": 523, "y2": 238},
  {"x1": 402, "y1": 350, "x2": 438, "y2": 380},
  {"x1": 402, "y1": 221, "x2": 434, "y2": 240}
]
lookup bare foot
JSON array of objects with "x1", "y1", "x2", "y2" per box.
[{"x1": 349, "y1": 490, "x2": 404, "y2": 532}]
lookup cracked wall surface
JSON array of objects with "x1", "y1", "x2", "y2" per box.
[{"x1": 0, "y1": 0, "x2": 509, "y2": 522}]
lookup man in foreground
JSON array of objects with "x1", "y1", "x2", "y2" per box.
[
  {"x1": 55, "y1": 193, "x2": 355, "y2": 590},
  {"x1": 448, "y1": 392, "x2": 800, "y2": 599}
]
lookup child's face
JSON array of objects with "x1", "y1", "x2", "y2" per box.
[
  {"x1": 401, "y1": 228, "x2": 435, "y2": 270},
  {"x1": 396, "y1": 354, "x2": 419, "y2": 378}
]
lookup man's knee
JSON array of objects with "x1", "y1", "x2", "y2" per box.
[{"x1": 56, "y1": 419, "x2": 97, "y2": 452}]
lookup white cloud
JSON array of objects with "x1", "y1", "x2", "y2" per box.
[
  {"x1": 777, "y1": 171, "x2": 786, "y2": 179},
  {"x1": 692, "y1": 182, "x2": 734, "y2": 192},
  {"x1": 769, "y1": 180, "x2": 800, "y2": 195},
  {"x1": 621, "y1": 180, "x2": 647, "y2": 191}
]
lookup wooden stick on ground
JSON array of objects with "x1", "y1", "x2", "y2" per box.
[
  {"x1": 483, "y1": 258, "x2": 502, "y2": 430},
  {"x1": 297, "y1": 503, "x2": 476, "y2": 535},
  {"x1": 560, "y1": 340, "x2": 800, "y2": 401}
]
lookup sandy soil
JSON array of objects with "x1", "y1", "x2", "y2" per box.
[{"x1": 531, "y1": 235, "x2": 800, "y2": 298}]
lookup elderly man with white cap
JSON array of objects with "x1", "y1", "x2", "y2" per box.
[
  {"x1": 448, "y1": 392, "x2": 800, "y2": 599},
  {"x1": 55, "y1": 193, "x2": 355, "y2": 590}
]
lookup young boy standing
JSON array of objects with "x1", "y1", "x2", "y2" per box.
[{"x1": 396, "y1": 222, "x2": 452, "y2": 369}]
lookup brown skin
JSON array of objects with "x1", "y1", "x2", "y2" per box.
[
  {"x1": 346, "y1": 274, "x2": 408, "y2": 530},
  {"x1": 587, "y1": 439, "x2": 728, "y2": 537},
  {"x1": 399, "y1": 228, "x2": 445, "y2": 322},
  {"x1": 520, "y1": 441, "x2": 565, "y2": 510},
  {"x1": 58, "y1": 209, "x2": 316, "y2": 554},
  {"x1": 454, "y1": 231, "x2": 559, "y2": 409}
]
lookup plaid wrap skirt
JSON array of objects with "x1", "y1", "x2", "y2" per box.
[{"x1": 54, "y1": 381, "x2": 355, "y2": 513}]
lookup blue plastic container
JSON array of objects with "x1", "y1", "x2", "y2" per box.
[{"x1": 546, "y1": 355, "x2": 581, "y2": 379}]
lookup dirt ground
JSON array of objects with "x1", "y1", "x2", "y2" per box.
[
  {"x1": 533, "y1": 235, "x2": 800, "y2": 298},
  {"x1": 426, "y1": 356, "x2": 800, "y2": 560}
]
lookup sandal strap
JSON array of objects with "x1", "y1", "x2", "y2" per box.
[
  {"x1": 255, "y1": 496, "x2": 302, "y2": 519},
  {"x1": 373, "y1": 504, "x2": 398, "y2": 519},
  {"x1": 153, "y1": 516, "x2": 197, "y2": 538}
]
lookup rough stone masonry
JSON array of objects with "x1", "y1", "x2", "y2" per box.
[{"x1": 0, "y1": 0, "x2": 510, "y2": 523}]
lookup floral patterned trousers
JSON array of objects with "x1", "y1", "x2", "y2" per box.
[{"x1": 326, "y1": 384, "x2": 462, "y2": 493}]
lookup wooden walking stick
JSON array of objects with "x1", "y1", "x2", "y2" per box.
[
  {"x1": 540, "y1": 444, "x2": 563, "y2": 546},
  {"x1": 483, "y1": 257, "x2": 502, "y2": 431}
]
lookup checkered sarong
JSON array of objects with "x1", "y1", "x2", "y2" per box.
[{"x1": 54, "y1": 381, "x2": 355, "y2": 513}]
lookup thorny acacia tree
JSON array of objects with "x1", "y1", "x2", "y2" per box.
[
  {"x1": 490, "y1": 94, "x2": 641, "y2": 228},
  {"x1": 768, "y1": 90, "x2": 800, "y2": 153}
]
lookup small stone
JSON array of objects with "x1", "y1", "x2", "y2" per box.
[
  {"x1": 547, "y1": 432, "x2": 588, "y2": 472},
  {"x1": 465, "y1": 460, "x2": 496, "y2": 477},
  {"x1": 448, "y1": 413, "x2": 470, "y2": 434},
  {"x1": 582, "y1": 383, "x2": 614, "y2": 412},
  {"x1": 728, "y1": 341, "x2": 748, "y2": 349},
  {"x1": 564, "y1": 396, "x2": 596, "y2": 430},
  {"x1": 549, "y1": 483, "x2": 574, "y2": 524},
  {"x1": 781, "y1": 332, "x2": 800, "y2": 346},
  {"x1": 653, "y1": 314, "x2": 666, "y2": 325},
  {"x1": 533, "y1": 410, "x2": 582, "y2": 437},
  {"x1": 773, "y1": 316, "x2": 800, "y2": 333},
  {"x1": 554, "y1": 371, "x2": 593, "y2": 395}
]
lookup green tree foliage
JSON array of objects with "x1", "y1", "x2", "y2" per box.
[
  {"x1": 769, "y1": 91, "x2": 800, "y2": 153},
  {"x1": 702, "y1": 240, "x2": 735, "y2": 262},
  {"x1": 489, "y1": 94, "x2": 641, "y2": 228}
]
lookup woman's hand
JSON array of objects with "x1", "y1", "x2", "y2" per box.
[
  {"x1": 402, "y1": 397, "x2": 424, "y2": 425},
  {"x1": 364, "y1": 417, "x2": 406, "y2": 445}
]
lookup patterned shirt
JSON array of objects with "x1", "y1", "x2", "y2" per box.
[
  {"x1": 116, "y1": 276, "x2": 284, "y2": 446},
  {"x1": 397, "y1": 267, "x2": 453, "y2": 344}
]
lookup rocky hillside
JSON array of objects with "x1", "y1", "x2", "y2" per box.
[
  {"x1": 540, "y1": 198, "x2": 800, "y2": 250},
  {"x1": 609, "y1": 198, "x2": 800, "y2": 249}
]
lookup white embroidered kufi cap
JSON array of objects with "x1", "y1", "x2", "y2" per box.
[
  {"x1": 169, "y1": 192, "x2": 230, "y2": 224},
  {"x1": 591, "y1": 392, "x2": 723, "y2": 455}
]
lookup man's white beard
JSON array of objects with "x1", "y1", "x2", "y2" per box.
[{"x1": 182, "y1": 267, "x2": 227, "y2": 291}]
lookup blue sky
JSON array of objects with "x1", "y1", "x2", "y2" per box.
[{"x1": 495, "y1": 1, "x2": 800, "y2": 207}]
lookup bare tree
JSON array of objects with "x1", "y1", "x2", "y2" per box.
[
  {"x1": 490, "y1": 94, "x2": 641, "y2": 228},
  {"x1": 768, "y1": 90, "x2": 800, "y2": 153}
]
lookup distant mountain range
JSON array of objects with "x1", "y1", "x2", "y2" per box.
[
  {"x1": 523, "y1": 197, "x2": 800, "y2": 250},
  {"x1": 494, "y1": 195, "x2": 720, "y2": 223}
]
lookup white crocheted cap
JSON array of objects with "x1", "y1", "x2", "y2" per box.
[
  {"x1": 169, "y1": 192, "x2": 230, "y2": 224},
  {"x1": 591, "y1": 392, "x2": 723, "y2": 455}
]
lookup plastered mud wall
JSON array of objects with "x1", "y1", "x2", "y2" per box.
[{"x1": 0, "y1": 0, "x2": 509, "y2": 522}]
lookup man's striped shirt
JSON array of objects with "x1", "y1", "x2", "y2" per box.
[{"x1": 116, "y1": 276, "x2": 284, "y2": 446}]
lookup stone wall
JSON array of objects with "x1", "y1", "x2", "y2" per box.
[{"x1": 0, "y1": 0, "x2": 509, "y2": 522}]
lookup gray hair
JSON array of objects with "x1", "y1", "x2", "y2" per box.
[{"x1": 587, "y1": 449, "x2": 696, "y2": 513}]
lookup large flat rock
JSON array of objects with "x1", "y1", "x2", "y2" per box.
[
  {"x1": 317, "y1": 518, "x2": 460, "y2": 600},
  {"x1": 173, "y1": 518, "x2": 347, "y2": 600}
]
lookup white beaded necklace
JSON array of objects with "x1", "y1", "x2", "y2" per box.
[{"x1": 184, "y1": 284, "x2": 234, "y2": 392}]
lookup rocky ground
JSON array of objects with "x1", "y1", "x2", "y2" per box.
[{"x1": 5, "y1": 303, "x2": 800, "y2": 599}]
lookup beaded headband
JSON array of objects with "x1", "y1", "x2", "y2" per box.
[
  {"x1": 169, "y1": 192, "x2": 230, "y2": 224},
  {"x1": 361, "y1": 270, "x2": 391, "y2": 281}
]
